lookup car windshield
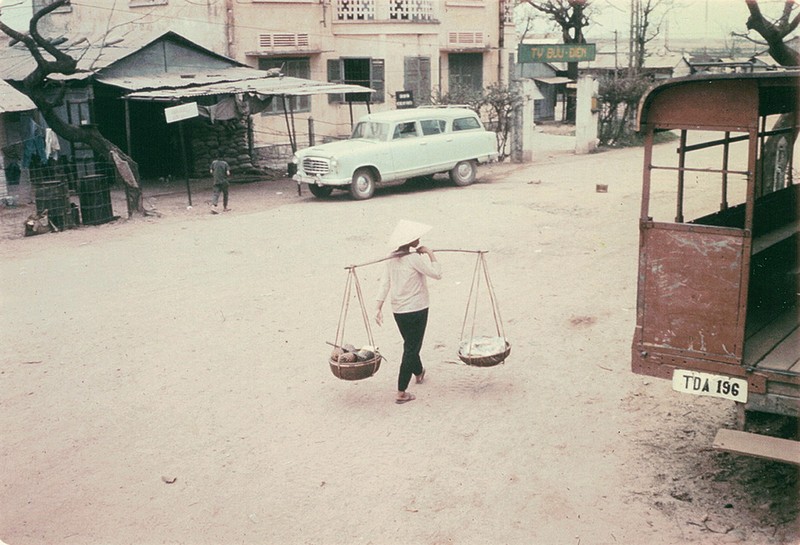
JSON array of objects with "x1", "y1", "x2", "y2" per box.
[{"x1": 351, "y1": 122, "x2": 390, "y2": 141}]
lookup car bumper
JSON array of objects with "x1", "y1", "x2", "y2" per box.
[{"x1": 293, "y1": 173, "x2": 351, "y2": 187}]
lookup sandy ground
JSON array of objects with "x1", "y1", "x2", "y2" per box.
[{"x1": 1, "y1": 130, "x2": 798, "y2": 545}]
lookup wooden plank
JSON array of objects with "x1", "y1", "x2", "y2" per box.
[
  {"x1": 751, "y1": 219, "x2": 799, "y2": 254},
  {"x1": 713, "y1": 428, "x2": 800, "y2": 465},
  {"x1": 744, "y1": 309, "x2": 799, "y2": 367},
  {"x1": 756, "y1": 326, "x2": 800, "y2": 372}
]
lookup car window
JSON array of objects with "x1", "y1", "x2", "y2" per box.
[
  {"x1": 393, "y1": 121, "x2": 419, "y2": 139},
  {"x1": 352, "y1": 121, "x2": 389, "y2": 141},
  {"x1": 452, "y1": 116, "x2": 481, "y2": 131},
  {"x1": 420, "y1": 119, "x2": 446, "y2": 135}
]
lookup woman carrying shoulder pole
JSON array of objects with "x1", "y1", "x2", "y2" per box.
[{"x1": 375, "y1": 220, "x2": 442, "y2": 405}]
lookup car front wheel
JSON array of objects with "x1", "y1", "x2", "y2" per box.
[
  {"x1": 350, "y1": 168, "x2": 376, "y2": 200},
  {"x1": 449, "y1": 160, "x2": 477, "y2": 186},
  {"x1": 307, "y1": 184, "x2": 334, "y2": 198}
]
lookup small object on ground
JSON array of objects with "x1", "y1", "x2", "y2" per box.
[
  {"x1": 596, "y1": 184, "x2": 608, "y2": 193},
  {"x1": 161, "y1": 475, "x2": 177, "y2": 484}
]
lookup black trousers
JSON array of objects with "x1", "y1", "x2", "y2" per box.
[{"x1": 393, "y1": 308, "x2": 428, "y2": 392}]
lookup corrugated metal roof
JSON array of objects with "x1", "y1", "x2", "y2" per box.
[
  {"x1": 123, "y1": 75, "x2": 374, "y2": 101},
  {"x1": 0, "y1": 41, "x2": 154, "y2": 82},
  {"x1": 0, "y1": 80, "x2": 36, "y2": 113},
  {"x1": 0, "y1": 31, "x2": 244, "y2": 82},
  {"x1": 96, "y1": 66, "x2": 267, "y2": 92}
]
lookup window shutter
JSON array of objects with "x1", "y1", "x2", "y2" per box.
[
  {"x1": 404, "y1": 57, "x2": 431, "y2": 105},
  {"x1": 370, "y1": 58, "x2": 385, "y2": 104},
  {"x1": 328, "y1": 59, "x2": 343, "y2": 103},
  {"x1": 418, "y1": 57, "x2": 431, "y2": 103}
]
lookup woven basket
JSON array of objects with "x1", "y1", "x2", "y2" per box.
[
  {"x1": 458, "y1": 342, "x2": 511, "y2": 367},
  {"x1": 329, "y1": 354, "x2": 382, "y2": 381}
]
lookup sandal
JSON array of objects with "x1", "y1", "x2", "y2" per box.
[
  {"x1": 416, "y1": 368, "x2": 426, "y2": 384},
  {"x1": 395, "y1": 393, "x2": 416, "y2": 404}
]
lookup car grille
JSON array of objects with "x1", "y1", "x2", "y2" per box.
[{"x1": 302, "y1": 158, "x2": 330, "y2": 176}]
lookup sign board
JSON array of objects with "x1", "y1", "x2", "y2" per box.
[
  {"x1": 518, "y1": 43, "x2": 596, "y2": 63},
  {"x1": 395, "y1": 90, "x2": 414, "y2": 109},
  {"x1": 164, "y1": 102, "x2": 199, "y2": 124}
]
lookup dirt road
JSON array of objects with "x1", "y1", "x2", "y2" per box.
[{"x1": 1, "y1": 136, "x2": 797, "y2": 545}]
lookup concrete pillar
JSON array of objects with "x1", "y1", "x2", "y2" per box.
[
  {"x1": 575, "y1": 75, "x2": 599, "y2": 155},
  {"x1": 511, "y1": 79, "x2": 536, "y2": 163}
]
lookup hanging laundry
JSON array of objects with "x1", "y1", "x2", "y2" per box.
[{"x1": 45, "y1": 128, "x2": 60, "y2": 160}]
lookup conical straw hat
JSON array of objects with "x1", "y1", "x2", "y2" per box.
[{"x1": 388, "y1": 219, "x2": 432, "y2": 250}]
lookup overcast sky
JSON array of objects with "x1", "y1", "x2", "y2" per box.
[
  {"x1": 519, "y1": 0, "x2": 795, "y2": 48},
  {"x1": 592, "y1": 0, "x2": 751, "y2": 40}
]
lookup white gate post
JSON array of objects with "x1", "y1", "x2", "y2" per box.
[
  {"x1": 511, "y1": 79, "x2": 536, "y2": 163},
  {"x1": 575, "y1": 75, "x2": 599, "y2": 155}
]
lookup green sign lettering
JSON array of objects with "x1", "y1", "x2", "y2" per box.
[{"x1": 518, "y1": 43, "x2": 596, "y2": 63}]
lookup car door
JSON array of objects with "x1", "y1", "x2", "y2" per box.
[
  {"x1": 419, "y1": 118, "x2": 452, "y2": 171},
  {"x1": 387, "y1": 120, "x2": 426, "y2": 179}
]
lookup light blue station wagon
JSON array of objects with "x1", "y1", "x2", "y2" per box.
[{"x1": 292, "y1": 107, "x2": 499, "y2": 200}]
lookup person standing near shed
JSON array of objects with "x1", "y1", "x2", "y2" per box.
[
  {"x1": 375, "y1": 220, "x2": 442, "y2": 405},
  {"x1": 209, "y1": 158, "x2": 231, "y2": 213}
]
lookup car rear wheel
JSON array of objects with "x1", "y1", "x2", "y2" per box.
[
  {"x1": 307, "y1": 184, "x2": 334, "y2": 198},
  {"x1": 350, "y1": 168, "x2": 376, "y2": 200},
  {"x1": 449, "y1": 160, "x2": 477, "y2": 186}
]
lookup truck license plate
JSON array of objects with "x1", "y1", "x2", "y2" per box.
[{"x1": 672, "y1": 370, "x2": 748, "y2": 403}]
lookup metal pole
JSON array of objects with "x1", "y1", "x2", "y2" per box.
[
  {"x1": 721, "y1": 131, "x2": 730, "y2": 210},
  {"x1": 676, "y1": 129, "x2": 686, "y2": 223},
  {"x1": 179, "y1": 121, "x2": 192, "y2": 206},
  {"x1": 124, "y1": 98, "x2": 132, "y2": 155}
]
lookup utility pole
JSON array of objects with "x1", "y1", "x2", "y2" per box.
[{"x1": 498, "y1": 0, "x2": 505, "y2": 83}]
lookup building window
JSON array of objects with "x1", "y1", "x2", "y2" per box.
[
  {"x1": 403, "y1": 56, "x2": 431, "y2": 105},
  {"x1": 390, "y1": 0, "x2": 434, "y2": 21},
  {"x1": 336, "y1": 0, "x2": 375, "y2": 20},
  {"x1": 327, "y1": 58, "x2": 385, "y2": 104},
  {"x1": 258, "y1": 58, "x2": 311, "y2": 114},
  {"x1": 448, "y1": 53, "x2": 483, "y2": 95}
]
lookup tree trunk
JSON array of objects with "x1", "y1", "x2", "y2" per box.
[{"x1": 24, "y1": 85, "x2": 145, "y2": 216}]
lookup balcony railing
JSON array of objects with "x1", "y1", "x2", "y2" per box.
[{"x1": 335, "y1": 0, "x2": 436, "y2": 22}]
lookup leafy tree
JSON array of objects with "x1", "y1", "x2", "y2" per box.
[
  {"x1": 476, "y1": 83, "x2": 524, "y2": 160},
  {"x1": 0, "y1": 0, "x2": 145, "y2": 216},
  {"x1": 597, "y1": 75, "x2": 650, "y2": 146},
  {"x1": 431, "y1": 82, "x2": 523, "y2": 160}
]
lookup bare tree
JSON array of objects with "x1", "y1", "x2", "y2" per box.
[
  {"x1": 520, "y1": 0, "x2": 591, "y2": 78},
  {"x1": 519, "y1": 0, "x2": 590, "y2": 122},
  {"x1": 630, "y1": 0, "x2": 673, "y2": 73},
  {"x1": 741, "y1": 0, "x2": 799, "y2": 194},
  {"x1": 0, "y1": 0, "x2": 145, "y2": 216},
  {"x1": 744, "y1": 0, "x2": 800, "y2": 66}
]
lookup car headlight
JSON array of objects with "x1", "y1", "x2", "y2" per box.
[{"x1": 330, "y1": 158, "x2": 339, "y2": 173}]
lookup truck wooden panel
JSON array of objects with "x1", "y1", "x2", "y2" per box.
[{"x1": 632, "y1": 72, "x2": 800, "y2": 444}]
